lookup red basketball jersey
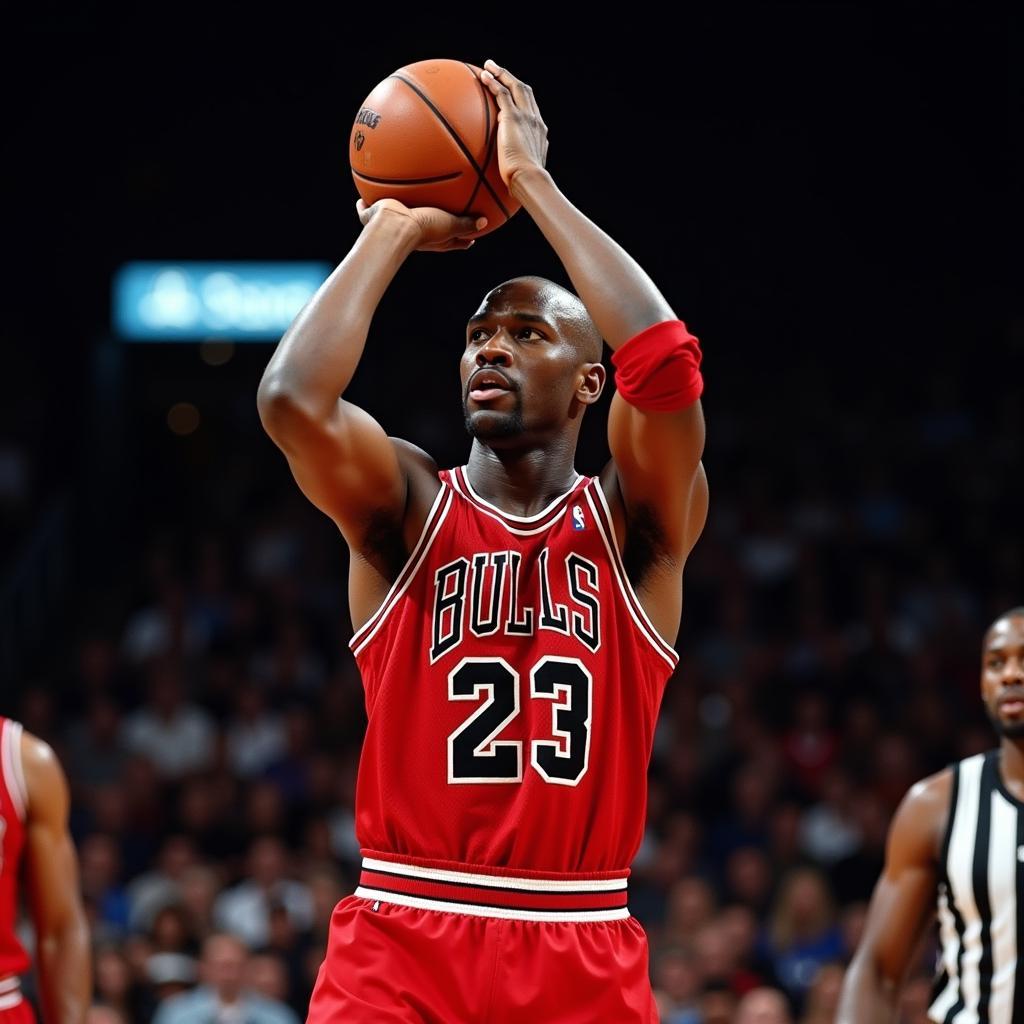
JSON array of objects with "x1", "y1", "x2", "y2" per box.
[
  {"x1": 349, "y1": 468, "x2": 679, "y2": 874},
  {"x1": 0, "y1": 719, "x2": 30, "y2": 979}
]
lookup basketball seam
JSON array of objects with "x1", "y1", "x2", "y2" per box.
[
  {"x1": 455, "y1": 63, "x2": 493, "y2": 218},
  {"x1": 389, "y1": 72, "x2": 510, "y2": 222},
  {"x1": 353, "y1": 169, "x2": 464, "y2": 186}
]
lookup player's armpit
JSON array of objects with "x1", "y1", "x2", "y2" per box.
[
  {"x1": 835, "y1": 769, "x2": 951, "y2": 1023},
  {"x1": 21, "y1": 733, "x2": 91, "y2": 1024},
  {"x1": 606, "y1": 393, "x2": 706, "y2": 560}
]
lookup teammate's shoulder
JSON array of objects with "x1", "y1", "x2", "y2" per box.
[
  {"x1": 19, "y1": 729, "x2": 58, "y2": 771},
  {"x1": 19, "y1": 729, "x2": 69, "y2": 814}
]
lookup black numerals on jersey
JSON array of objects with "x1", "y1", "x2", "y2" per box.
[
  {"x1": 448, "y1": 658, "x2": 521, "y2": 781},
  {"x1": 530, "y1": 658, "x2": 591, "y2": 784},
  {"x1": 447, "y1": 656, "x2": 591, "y2": 787}
]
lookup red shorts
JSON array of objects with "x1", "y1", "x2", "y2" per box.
[
  {"x1": 0, "y1": 1000, "x2": 34, "y2": 1023},
  {"x1": 306, "y1": 857, "x2": 656, "y2": 1023}
]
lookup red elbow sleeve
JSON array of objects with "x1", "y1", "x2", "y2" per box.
[{"x1": 610, "y1": 319, "x2": 704, "y2": 413}]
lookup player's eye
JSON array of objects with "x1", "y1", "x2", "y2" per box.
[
  {"x1": 517, "y1": 328, "x2": 543, "y2": 341},
  {"x1": 468, "y1": 329, "x2": 488, "y2": 343}
]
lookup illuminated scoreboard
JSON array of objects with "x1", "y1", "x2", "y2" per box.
[{"x1": 113, "y1": 262, "x2": 332, "y2": 341}]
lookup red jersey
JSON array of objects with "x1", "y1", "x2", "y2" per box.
[
  {"x1": 349, "y1": 467, "x2": 679, "y2": 876},
  {"x1": 0, "y1": 718, "x2": 30, "y2": 981}
]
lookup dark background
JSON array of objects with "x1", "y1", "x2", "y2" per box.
[{"x1": 2, "y1": 5, "x2": 1020, "y2": 1022}]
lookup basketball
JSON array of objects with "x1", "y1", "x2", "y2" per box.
[{"x1": 349, "y1": 59, "x2": 521, "y2": 239}]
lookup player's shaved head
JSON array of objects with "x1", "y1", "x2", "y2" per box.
[
  {"x1": 984, "y1": 608, "x2": 1024, "y2": 649},
  {"x1": 475, "y1": 276, "x2": 604, "y2": 363}
]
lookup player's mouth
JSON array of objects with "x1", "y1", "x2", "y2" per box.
[
  {"x1": 999, "y1": 692, "x2": 1024, "y2": 715},
  {"x1": 468, "y1": 369, "x2": 516, "y2": 403}
]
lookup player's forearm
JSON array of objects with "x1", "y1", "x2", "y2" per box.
[
  {"x1": 511, "y1": 167, "x2": 676, "y2": 349},
  {"x1": 36, "y1": 917, "x2": 91, "y2": 1024},
  {"x1": 835, "y1": 956, "x2": 900, "y2": 1024},
  {"x1": 258, "y1": 212, "x2": 420, "y2": 421}
]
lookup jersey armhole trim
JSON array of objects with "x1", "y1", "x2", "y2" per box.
[
  {"x1": 937, "y1": 761, "x2": 960, "y2": 881},
  {"x1": 350, "y1": 483, "x2": 454, "y2": 656},
  {"x1": 1, "y1": 721, "x2": 27, "y2": 822},
  {"x1": 584, "y1": 480, "x2": 679, "y2": 669}
]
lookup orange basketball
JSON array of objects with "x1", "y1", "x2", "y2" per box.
[{"x1": 349, "y1": 59, "x2": 520, "y2": 239}]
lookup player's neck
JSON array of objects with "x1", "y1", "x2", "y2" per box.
[
  {"x1": 465, "y1": 442, "x2": 579, "y2": 517},
  {"x1": 1000, "y1": 739, "x2": 1024, "y2": 797}
]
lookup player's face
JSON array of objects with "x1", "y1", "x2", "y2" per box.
[
  {"x1": 461, "y1": 283, "x2": 590, "y2": 444},
  {"x1": 981, "y1": 616, "x2": 1024, "y2": 739}
]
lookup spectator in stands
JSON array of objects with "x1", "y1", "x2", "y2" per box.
[{"x1": 152, "y1": 932, "x2": 298, "y2": 1024}]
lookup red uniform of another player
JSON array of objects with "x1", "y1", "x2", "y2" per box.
[{"x1": 0, "y1": 718, "x2": 36, "y2": 1023}]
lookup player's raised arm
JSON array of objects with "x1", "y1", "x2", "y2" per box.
[
  {"x1": 21, "y1": 732, "x2": 91, "y2": 1024},
  {"x1": 479, "y1": 60, "x2": 707, "y2": 642},
  {"x1": 256, "y1": 200, "x2": 483, "y2": 565},
  {"x1": 835, "y1": 770, "x2": 950, "y2": 1024}
]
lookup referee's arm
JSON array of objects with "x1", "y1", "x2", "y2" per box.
[{"x1": 836, "y1": 769, "x2": 951, "y2": 1023}]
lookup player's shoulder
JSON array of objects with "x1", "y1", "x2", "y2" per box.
[
  {"x1": 900, "y1": 765, "x2": 954, "y2": 816},
  {"x1": 18, "y1": 729, "x2": 69, "y2": 817},
  {"x1": 389, "y1": 437, "x2": 439, "y2": 476},
  {"x1": 19, "y1": 729, "x2": 58, "y2": 771},
  {"x1": 386, "y1": 438, "x2": 443, "y2": 544},
  {"x1": 889, "y1": 765, "x2": 955, "y2": 864}
]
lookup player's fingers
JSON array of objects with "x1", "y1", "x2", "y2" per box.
[
  {"x1": 445, "y1": 215, "x2": 486, "y2": 237},
  {"x1": 356, "y1": 198, "x2": 372, "y2": 224},
  {"x1": 483, "y1": 60, "x2": 538, "y2": 115},
  {"x1": 480, "y1": 68, "x2": 514, "y2": 109}
]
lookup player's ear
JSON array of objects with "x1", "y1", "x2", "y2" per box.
[{"x1": 576, "y1": 362, "x2": 605, "y2": 405}]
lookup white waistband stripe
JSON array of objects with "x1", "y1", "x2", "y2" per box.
[
  {"x1": 361, "y1": 858, "x2": 628, "y2": 892},
  {"x1": 354, "y1": 886, "x2": 631, "y2": 922}
]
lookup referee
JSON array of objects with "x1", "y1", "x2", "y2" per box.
[{"x1": 837, "y1": 607, "x2": 1024, "y2": 1023}]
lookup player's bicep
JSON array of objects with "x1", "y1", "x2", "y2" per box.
[
  {"x1": 21, "y1": 738, "x2": 82, "y2": 936},
  {"x1": 607, "y1": 393, "x2": 706, "y2": 557},
  {"x1": 259, "y1": 394, "x2": 408, "y2": 544},
  {"x1": 853, "y1": 779, "x2": 945, "y2": 984}
]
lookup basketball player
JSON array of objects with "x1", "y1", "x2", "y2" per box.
[
  {"x1": 258, "y1": 58, "x2": 708, "y2": 1021},
  {"x1": 0, "y1": 716, "x2": 90, "y2": 1022},
  {"x1": 836, "y1": 607, "x2": 1024, "y2": 1023}
]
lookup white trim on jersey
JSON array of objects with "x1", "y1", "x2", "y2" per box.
[
  {"x1": 0, "y1": 977, "x2": 20, "y2": 995},
  {"x1": 0, "y1": 721, "x2": 26, "y2": 822},
  {"x1": 460, "y1": 467, "x2": 583, "y2": 523},
  {"x1": 350, "y1": 487, "x2": 454, "y2": 656},
  {"x1": 448, "y1": 470, "x2": 570, "y2": 537},
  {"x1": 582, "y1": 484, "x2": 679, "y2": 670},
  {"x1": 945, "y1": 753, "x2": 985, "y2": 1023},
  {"x1": 361, "y1": 857, "x2": 628, "y2": 892},
  {"x1": 0, "y1": 991, "x2": 22, "y2": 1011},
  {"x1": 353, "y1": 886, "x2": 630, "y2": 922},
  {"x1": 932, "y1": 885, "x2": 961, "y2": 1021},
  {"x1": 986, "y1": 789, "x2": 1018, "y2": 1024},
  {"x1": 588, "y1": 482, "x2": 679, "y2": 664}
]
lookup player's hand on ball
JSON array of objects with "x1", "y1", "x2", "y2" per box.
[
  {"x1": 356, "y1": 198, "x2": 486, "y2": 253},
  {"x1": 480, "y1": 60, "x2": 549, "y2": 191}
]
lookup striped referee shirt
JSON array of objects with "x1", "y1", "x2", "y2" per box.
[{"x1": 930, "y1": 750, "x2": 1024, "y2": 1023}]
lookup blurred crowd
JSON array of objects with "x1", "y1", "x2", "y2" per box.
[{"x1": 5, "y1": 349, "x2": 1020, "y2": 1024}]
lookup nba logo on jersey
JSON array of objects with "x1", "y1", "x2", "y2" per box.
[{"x1": 571, "y1": 505, "x2": 586, "y2": 531}]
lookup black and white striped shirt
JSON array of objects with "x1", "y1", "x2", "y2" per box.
[{"x1": 930, "y1": 750, "x2": 1024, "y2": 1023}]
